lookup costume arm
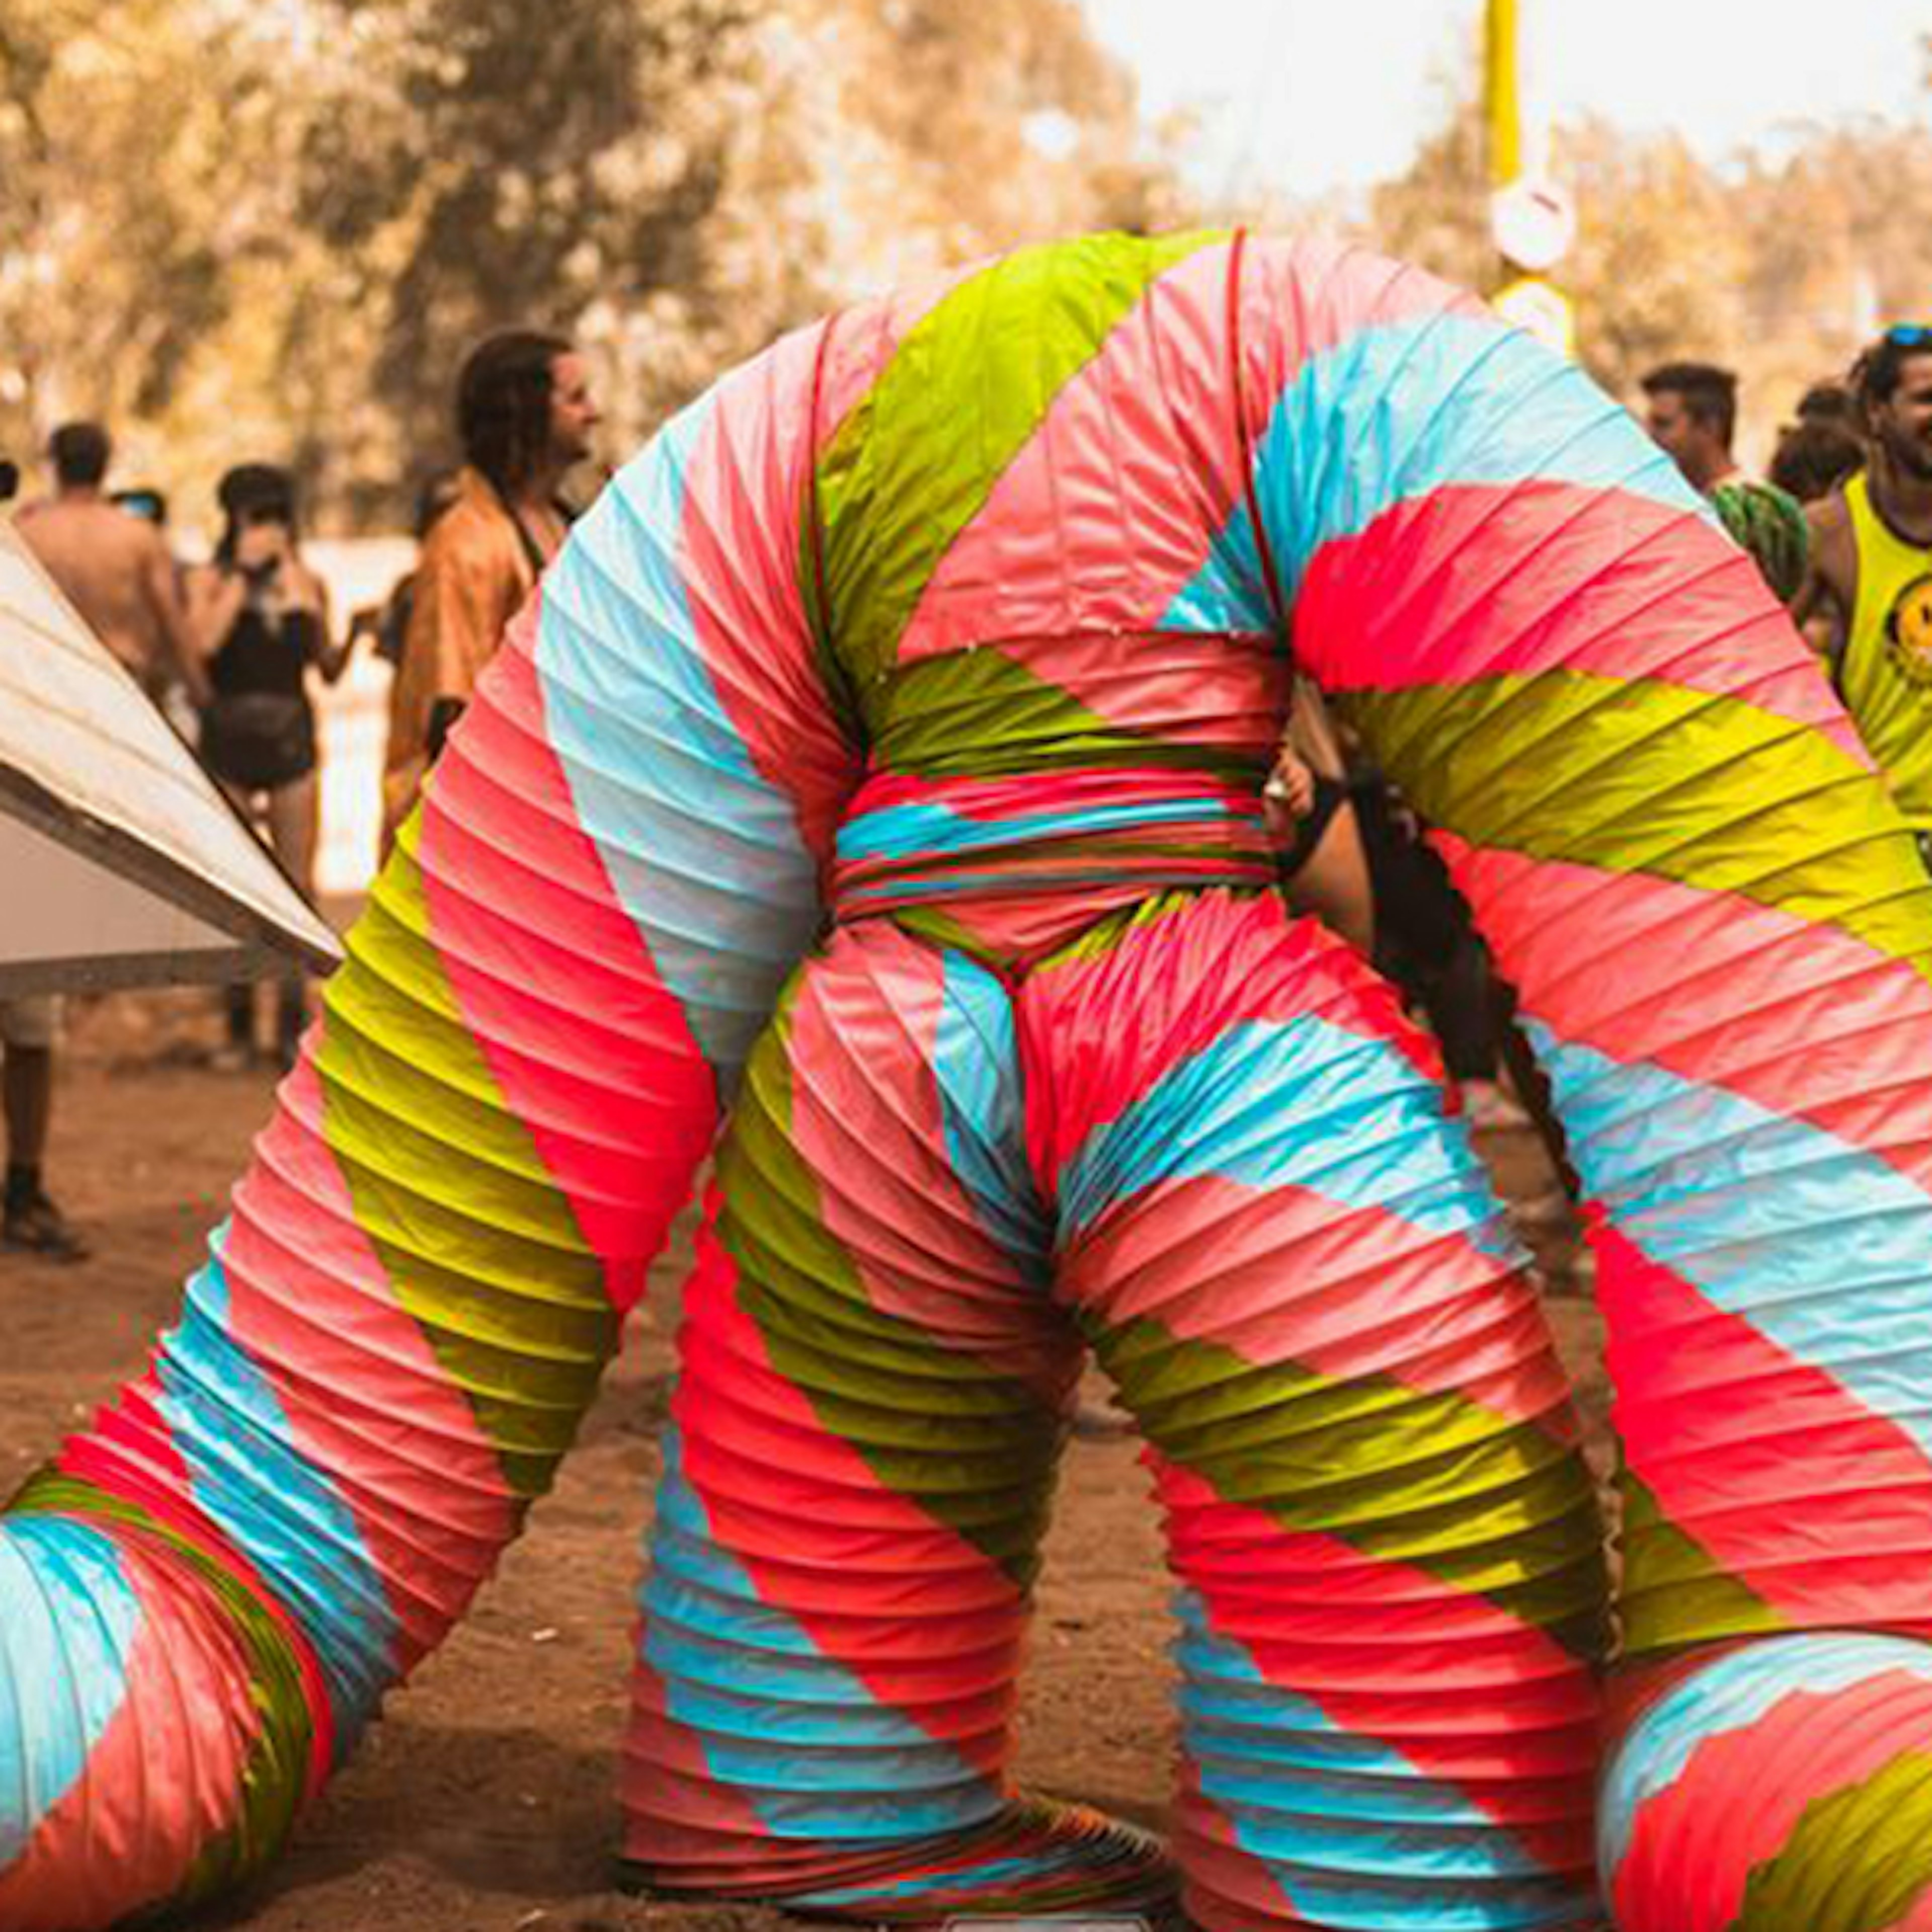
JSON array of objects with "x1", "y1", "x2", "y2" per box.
[
  {"x1": 0, "y1": 323, "x2": 857, "y2": 1929},
  {"x1": 1241, "y1": 237, "x2": 1932, "y2": 1658}
]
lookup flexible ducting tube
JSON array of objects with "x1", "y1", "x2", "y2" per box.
[{"x1": 5, "y1": 231, "x2": 1930, "y2": 1931}]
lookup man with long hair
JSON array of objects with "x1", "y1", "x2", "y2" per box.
[{"x1": 380, "y1": 331, "x2": 600, "y2": 845}]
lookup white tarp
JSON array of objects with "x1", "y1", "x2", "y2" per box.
[{"x1": 0, "y1": 517, "x2": 342, "y2": 995}]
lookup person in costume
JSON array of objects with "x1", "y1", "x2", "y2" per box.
[{"x1": 6, "y1": 234, "x2": 1932, "y2": 1932}]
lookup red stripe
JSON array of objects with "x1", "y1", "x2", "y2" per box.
[
  {"x1": 1060, "y1": 1170, "x2": 1573, "y2": 1431},
  {"x1": 1158, "y1": 1458, "x2": 1597, "y2": 1881},
  {"x1": 1611, "y1": 1662, "x2": 1932, "y2": 1929},
  {"x1": 673, "y1": 1188, "x2": 1027, "y2": 1776},
  {"x1": 1600, "y1": 1223, "x2": 1932, "y2": 1633},
  {"x1": 1291, "y1": 477, "x2": 1868, "y2": 763},
  {"x1": 425, "y1": 613, "x2": 718, "y2": 1307},
  {"x1": 1438, "y1": 841, "x2": 1932, "y2": 1201}
]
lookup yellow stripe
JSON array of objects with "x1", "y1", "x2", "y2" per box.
[
  {"x1": 315, "y1": 835, "x2": 616, "y2": 1490},
  {"x1": 1343, "y1": 671, "x2": 1932, "y2": 979}
]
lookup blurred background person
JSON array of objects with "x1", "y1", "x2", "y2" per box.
[
  {"x1": 2, "y1": 997, "x2": 86, "y2": 1261},
  {"x1": 15, "y1": 422, "x2": 202, "y2": 708},
  {"x1": 1795, "y1": 325, "x2": 1932, "y2": 873},
  {"x1": 1641, "y1": 360, "x2": 1745, "y2": 494},
  {"x1": 348, "y1": 470, "x2": 462, "y2": 672},
  {"x1": 186, "y1": 462, "x2": 353, "y2": 1069},
  {"x1": 380, "y1": 332, "x2": 600, "y2": 849}
]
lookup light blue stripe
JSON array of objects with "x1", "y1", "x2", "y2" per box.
[
  {"x1": 1179, "y1": 1592, "x2": 1592, "y2": 1925},
  {"x1": 0, "y1": 1519, "x2": 141, "y2": 1867},
  {"x1": 639, "y1": 1431, "x2": 997, "y2": 1840},
  {"x1": 837, "y1": 793, "x2": 1235, "y2": 865},
  {"x1": 155, "y1": 1234, "x2": 396, "y2": 1742},
  {"x1": 1598, "y1": 1633, "x2": 1932, "y2": 1888},
  {"x1": 934, "y1": 953, "x2": 1048, "y2": 1271},
  {"x1": 1162, "y1": 312, "x2": 1706, "y2": 637},
  {"x1": 1527, "y1": 1023, "x2": 1932, "y2": 1463},
  {"x1": 536, "y1": 390, "x2": 822, "y2": 1080},
  {"x1": 1161, "y1": 500, "x2": 1275, "y2": 635},
  {"x1": 1057, "y1": 1015, "x2": 1514, "y2": 1262},
  {"x1": 1254, "y1": 314, "x2": 1707, "y2": 601}
]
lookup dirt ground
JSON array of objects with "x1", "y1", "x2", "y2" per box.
[{"x1": 0, "y1": 991, "x2": 1610, "y2": 1932}]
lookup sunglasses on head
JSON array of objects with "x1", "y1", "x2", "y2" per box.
[{"x1": 1886, "y1": 325, "x2": 1932, "y2": 349}]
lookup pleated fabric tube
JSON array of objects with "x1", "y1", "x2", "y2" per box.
[
  {"x1": 1238, "y1": 238, "x2": 1932, "y2": 1924},
  {"x1": 10, "y1": 226, "x2": 1932, "y2": 1932},
  {"x1": 620, "y1": 893, "x2": 1607, "y2": 1929},
  {"x1": 0, "y1": 327, "x2": 860, "y2": 1926}
]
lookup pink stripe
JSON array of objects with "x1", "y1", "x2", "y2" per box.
[
  {"x1": 1600, "y1": 1224, "x2": 1932, "y2": 1635},
  {"x1": 1613, "y1": 1664, "x2": 1932, "y2": 1928},
  {"x1": 424, "y1": 620, "x2": 719, "y2": 1306},
  {"x1": 785, "y1": 927, "x2": 1073, "y2": 1400},
  {"x1": 1236, "y1": 237, "x2": 1491, "y2": 447},
  {"x1": 898, "y1": 242, "x2": 1248, "y2": 662},
  {"x1": 1059, "y1": 1170, "x2": 1574, "y2": 1431},
  {"x1": 0, "y1": 1558, "x2": 253, "y2": 1931},
  {"x1": 620, "y1": 1651, "x2": 783, "y2": 1863},
  {"x1": 1293, "y1": 479, "x2": 1870, "y2": 764},
  {"x1": 1023, "y1": 892, "x2": 1438, "y2": 1202},
  {"x1": 678, "y1": 331, "x2": 860, "y2": 861},
  {"x1": 1440, "y1": 842, "x2": 1932, "y2": 1198},
  {"x1": 1172, "y1": 1758, "x2": 1307, "y2": 1926}
]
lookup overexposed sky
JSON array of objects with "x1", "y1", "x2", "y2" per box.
[{"x1": 1082, "y1": 0, "x2": 1931, "y2": 200}]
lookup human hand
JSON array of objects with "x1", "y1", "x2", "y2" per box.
[
  {"x1": 1264, "y1": 751, "x2": 1317, "y2": 820},
  {"x1": 234, "y1": 522, "x2": 287, "y2": 574}
]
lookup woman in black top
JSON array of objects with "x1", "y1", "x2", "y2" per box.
[{"x1": 187, "y1": 464, "x2": 351, "y2": 1069}]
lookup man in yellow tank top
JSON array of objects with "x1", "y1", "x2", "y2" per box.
[{"x1": 1798, "y1": 326, "x2": 1932, "y2": 872}]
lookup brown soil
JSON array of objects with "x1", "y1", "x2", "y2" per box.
[{"x1": 1, "y1": 992, "x2": 1608, "y2": 1932}]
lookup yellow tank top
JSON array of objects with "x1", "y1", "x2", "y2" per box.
[{"x1": 1843, "y1": 472, "x2": 1932, "y2": 825}]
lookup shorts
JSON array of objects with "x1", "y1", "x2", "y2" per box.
[{"x1": 0, "y1": 996, "x2": 61, "y2": 1050}]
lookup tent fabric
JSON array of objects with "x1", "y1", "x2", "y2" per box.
[
  {"x1": 0, "y1": 520, "x2": 339, "y2": 992},
  {"x1": 3, "y1": 230, "x2": 1931, "y2": 1931}
]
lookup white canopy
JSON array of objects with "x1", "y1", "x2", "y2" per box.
[{"x1": 0, "y1": 518, "x2": 342, "y2": 996}]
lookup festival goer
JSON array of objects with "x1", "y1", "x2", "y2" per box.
[
  {"x1": 1795, "y1": 325, "x2": 1932, "y2": 873},
  {"x1": 15, "y1": 423, "x2": 202, "y2": 705},
  {"x1": 380, "y1": 332, "x2": 601, "y2": 846},
  {"x1": 348, "y1": 470, "x2": 461, "y2": 669},
  {"x1": 1769, "y1": 415, "x2": 1864, "y2": 505},
  {"x1": 1710, "y1": 476, "x2": 1811, "y2": 604},
  {"x1": 1, "y1": 998, "x2": 86, "y2": 1261},
  {"x1": 1641, "y1": 360, "x2": 1745, "y2": 494},
  {"x1": 186, "y1": 463, "x2": 351, "y2": 1069}
]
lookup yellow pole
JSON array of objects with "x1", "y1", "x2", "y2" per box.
[{"x1": 1485, "y1": 0, "x2": 1521, "y2": 190}]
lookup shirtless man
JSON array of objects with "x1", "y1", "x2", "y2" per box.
[
  {"x1": 5, "y1": 423, "x2": 200, "y2": 1260},
  {"x1": 15, "y1": 422, "x2": 203, "y2": 706},
  {"x1": 1795, "y1": 328, "x2": 1932, "y2": 874}
]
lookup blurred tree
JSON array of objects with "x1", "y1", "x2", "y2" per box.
[{"x1": 0, "y1": 0, "x2": 283, "y2": 499}]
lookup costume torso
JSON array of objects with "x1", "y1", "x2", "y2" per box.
[{"x1": 813, "y1": 233, "x2": 1291, "y2": 968}]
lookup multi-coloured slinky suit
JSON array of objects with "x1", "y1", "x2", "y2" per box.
[{"x1": 10, "y1": 232, "x2": 1932, "y2": 1932}]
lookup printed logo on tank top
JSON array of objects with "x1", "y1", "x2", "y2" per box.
[{"x1": 1884, "y1": 572, "x2": 1932, "y2": 687}]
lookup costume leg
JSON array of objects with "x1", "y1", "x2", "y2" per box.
[
  {"x1": 1025, "y1": 890, "x2": 1609, "y2": 1931},
  {"x1": 620, "y1": 919, "x2": 1175, "y2": 1919}
]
